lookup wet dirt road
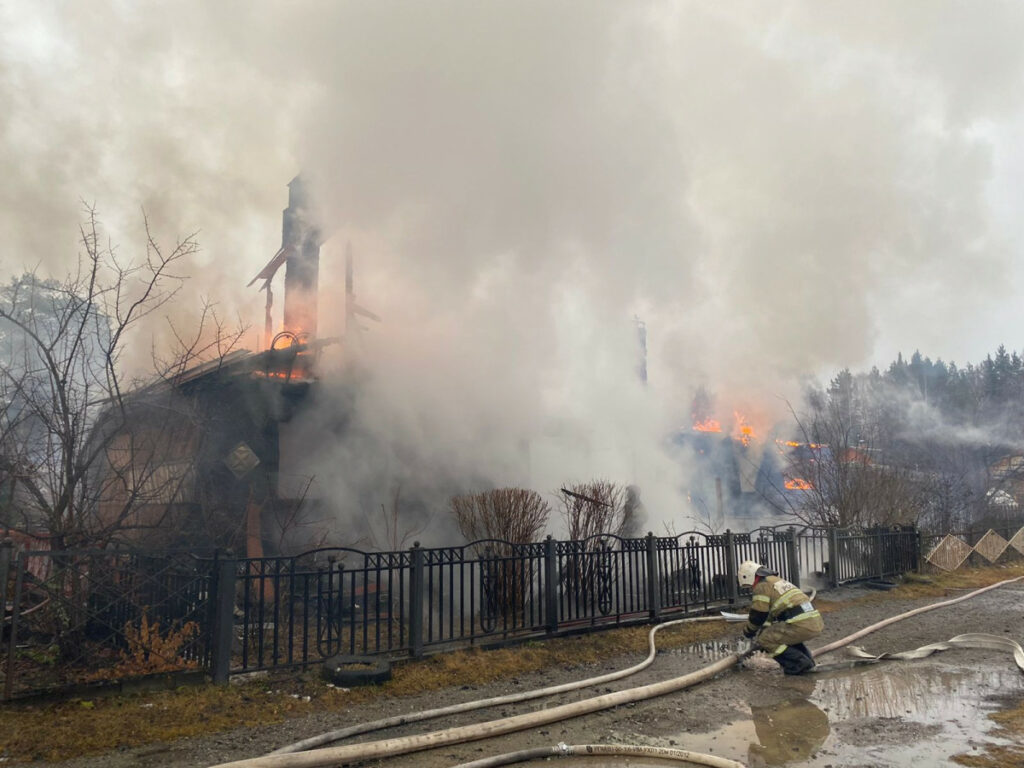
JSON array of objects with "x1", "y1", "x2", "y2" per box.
[{"x1": 38, "y1": 581, "x2": 1024, "y2": 768}]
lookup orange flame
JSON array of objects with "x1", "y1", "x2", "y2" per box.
[
  {"x1": 785, "y1": 478, "x2": 813, "y2": 491},
  {"x1": 693, "y1": 418, "x2": 722, "y2": 433},
  {"x1": 733, "y1": 412, "x2": 755, "y2": 446},
  {"x1": 775, "y1": 439, "x2": 824, "y2": 450}
]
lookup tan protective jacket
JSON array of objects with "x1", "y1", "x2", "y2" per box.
[{"x1": 745, "y1": 574, "x2": 820, "y2": 635}]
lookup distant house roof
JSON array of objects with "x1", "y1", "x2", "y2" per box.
[
  {"x1": 990, "y1": 455, "x2": 1024, "y2": 480},
  {"x1": 838, "y1": 447, "x2": 873, "y2": 464},
  {"x1": 986, "y1": 488, "x2": 1019, "y2": 508}
]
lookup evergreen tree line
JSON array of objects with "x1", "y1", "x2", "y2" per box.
[{"x1": 789, "y1": 346, "x2": 1024, "y2": 531}]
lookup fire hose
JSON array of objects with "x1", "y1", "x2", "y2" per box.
[
  {"x1": 450, "y1": 742, "x2": 745, "y2": 768},
  {"x1": 212, "y1": 575, "x2": 1024, "y2": 768},
  {"x1": 269, "y1": 614, "x2": 726, "y2": 755}
]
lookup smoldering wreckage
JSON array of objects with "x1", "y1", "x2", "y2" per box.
[{"x1": 5, "y1": 179, "x2": 1024, "y2": 768}]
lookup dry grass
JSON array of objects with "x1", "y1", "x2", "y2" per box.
[
  {"x1": 3, "y1": 562, "x2": 1023, "y2": 763},
  {"x1": 952, "y1": 699, "x2": 1024, "y2": 767},
  {"x1": 813, "y1": 561, "x2": 1024, "y2": 613}
]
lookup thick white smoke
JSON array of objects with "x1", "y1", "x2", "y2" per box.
[{"x1": 3, "y1": 2, "x2": 1023, "y2": 537}]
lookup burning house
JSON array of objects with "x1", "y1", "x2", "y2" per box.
[
  {"x1": 95, "y1": 177, "x2": 341, "y2": 556},
  {"x1": 672, "y1": 414, "x2": 815, "y2": 528}
]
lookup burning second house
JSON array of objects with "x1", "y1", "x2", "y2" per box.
[{"x1": 94, "y1": 177, "x2": 339, "y2": 556}]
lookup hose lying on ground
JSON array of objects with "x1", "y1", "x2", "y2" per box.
[
  {"x1": 843, "y1": 632, "x2": 1024, "y2": 671},
  {"x1": 449, "y1": 742, "x2": 745, "y2": 768},
  {"x1": 270, "y1": 615, "x2": 727, "y2": 754},
  {"x1": 214, "y1": 575, "x2": 1024, "y2": 768},
  {"x1": 214, "y1": 654, "x2": 740, "y2": 768},
  {"x1": 273, "y1": 593, "x2": 816, "y2": 754},
  {"x1": 811, "y1": 575, "x2": 1024, "y2": 659}
]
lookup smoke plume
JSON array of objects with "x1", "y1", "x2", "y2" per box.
[{"x1": 3, "y1": 2, "x2": 1023, "y2": 536}]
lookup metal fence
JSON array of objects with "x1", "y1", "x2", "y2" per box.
[
  {"x1": 1, "y1": 547, "x2": 213, "y2": 699},
  {"x1": 825, "y1": 526, "x2": 919, "y2": 587},
  {"x1": 0, "y1": 522, "x2": 949, "y2": 698}
]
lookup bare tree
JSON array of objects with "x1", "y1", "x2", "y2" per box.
[
  {"x1": 0, "y1": 206, "x2": 244, "y2": 548},
  {"x1": 772, "y1": 396, "x2": 924, "y2": 528},
  {"x1": 558, "y1": 480, "x2": 629, "y2": 540},
  {"x1": 362, "y1": 483, "x2": 429, "y2": 552}
]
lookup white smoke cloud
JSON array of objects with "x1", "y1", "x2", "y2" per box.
[{"x1": 3, "y1": 2, "x2": 1023, "y2": 537}]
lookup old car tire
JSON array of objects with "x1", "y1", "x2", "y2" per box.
[
  {"x1": 321, "y1": 654, "x2": 392, "y2": 686},
  {"x1": 864, "y1": 580, "x2": 897, "y2": 590}
]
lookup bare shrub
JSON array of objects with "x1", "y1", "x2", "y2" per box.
[
  {"x1": 450, "y1": 488, "x2": 550, "y2": 628},
  {"x1": 450, "y1": 488, "x2": 550, "y2": 545}
]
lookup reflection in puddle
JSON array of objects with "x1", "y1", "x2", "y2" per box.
[
  {"x1": 749, "y1": 698, "x2": 829, "y2": 764},
  {"x1": 670, "y1": 661, "x2": 1024, "y2": 767},
  {"x1": 812, "y1": 662, "x2": 1020, "y2": 722}
]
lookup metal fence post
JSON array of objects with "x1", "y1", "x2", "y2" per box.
[
  {"x1": 874, "y1": 527, "x2": 885, "y2": 579},
  {"x1": 827, "y1": 528, "x2": 840, "y2": 588},
  {"x1": 544, "y1": 536, "x2": 558, "y2": 634},
  {"x1": 724, "y1": 530, "x2": 738, "y2": 605},
  {"x1": 0, "y1": 539, "x2": 13, "y2": 631},
  {"x1": 4, "y1": 549, "x2": 25, "y2": 701},
  {"x1": 645, "y1": 532, "x2": 661, "y2": 621},
  {"x1": 786, "y1": 527, "x2": 801, "y2": 588},
  {"x1": 409, "y1": 542, "x2": 424, "y2": 658},
  {"x1": 916, "y1": 527, "x2": 924, "y2": 573},
  {"x1": 211, "y1": 551, "x2": 236, "y2": 684}
]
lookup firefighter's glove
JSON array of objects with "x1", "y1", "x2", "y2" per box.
[{"x1": 743, "y1": 626, "x2": 757, "y2": 640}]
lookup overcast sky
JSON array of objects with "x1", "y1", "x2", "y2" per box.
[{"x1": 3, "y1": 1, "x2": 1024, "y2": 441}]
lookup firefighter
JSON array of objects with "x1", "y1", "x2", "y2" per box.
[{"x1": 738, "y1": 560, "x2": 823, "y2": 675}]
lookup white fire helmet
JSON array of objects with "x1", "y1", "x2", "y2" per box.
[{"x1": 738, "y1": 560, "x2": 762, "y2": 587}]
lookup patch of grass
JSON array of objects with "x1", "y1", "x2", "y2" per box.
[
  {"x1": 3, "y1": 562, "x2": 1022, "y2": 763},
  {"x1": 813, "y1": 562, "x2": 1024, "y2": 612},
  {"x1": 352, "y1": 618, "x2": 736, "y2": 704},
  {"x1": 952, "y1": 697, "x2": 1024, "y2": 767},
  {"x1": 895, "y1": 561, "x2": 1024, "y2": 597}
]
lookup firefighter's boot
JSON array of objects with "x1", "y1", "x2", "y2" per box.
[
  {"x1": 776, "y1": 646, "x2": 815, "y2": 676},
  {"x1": 792, "y1": 642, "x2": 815, "y2": 668}
]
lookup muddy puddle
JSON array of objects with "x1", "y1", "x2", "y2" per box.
[{"x1": 555, "y1": 656, "x2": 1023, "y2": 767}]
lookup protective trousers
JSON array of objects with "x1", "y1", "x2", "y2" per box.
[{"x1": 756, "y1": 613, "x2": 824, "y2": 675}]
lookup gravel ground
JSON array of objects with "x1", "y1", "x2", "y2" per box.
[{"x1": 36, "y1": 579, "x2": 1024, "y2": 768}]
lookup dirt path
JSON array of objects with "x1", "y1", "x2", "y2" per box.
[{"x1": 36, "y1": 580, "x2": 1024, "y2": 768}]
